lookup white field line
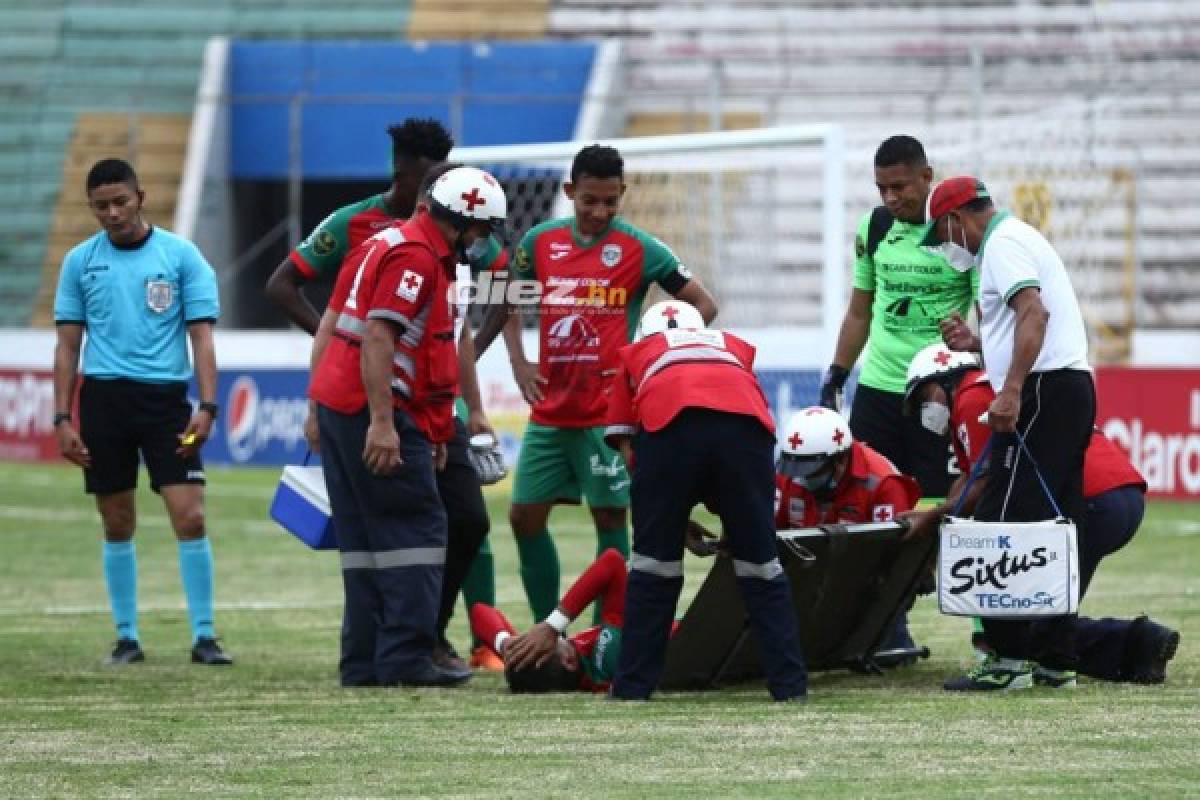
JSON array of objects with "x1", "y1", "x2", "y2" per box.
[
  {"x1": 0, "y1": 599, "x2": 343, "y2": 617},
  {"x1": 2, "y1": 470, "x2": 276, "y2": 499},
  {"x1": 0, "y1": 505, "x2": 281, "y2": 534}
]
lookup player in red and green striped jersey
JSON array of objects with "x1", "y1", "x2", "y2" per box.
[
  {"x1": 474, "y1": 145, "x2": 718, "y2": 626},
  {"x1": 264, "y1": 120, "x2": 507, "y2": 672}
]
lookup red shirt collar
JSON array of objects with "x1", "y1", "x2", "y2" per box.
[
  {"x1": 409, "y1": 210, "x2": 455, "y2": 271},
  {"x1": 846, "y1": 441, "x2": 870, "y2": 482}
]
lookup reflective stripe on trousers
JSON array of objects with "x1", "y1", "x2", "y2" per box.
[{"x1": 340, "y1": 547, "x2": 447, "y2": 570}]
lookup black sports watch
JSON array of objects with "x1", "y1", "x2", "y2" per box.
[
  {"x1": 53, "y1": 412, "x2": 72, "y2": 427},
  {"x1": 198, "y1": 401, "x2": 220, "y2": 420}
]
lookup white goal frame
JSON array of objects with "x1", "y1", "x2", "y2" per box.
[{"x1": 451, "y1": 124, "x2": 847, "y2": 343}]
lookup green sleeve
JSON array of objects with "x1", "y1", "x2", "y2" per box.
[
  {"x1": 292, "y1": 206, "x2": 354, "y2": 279},
  {"x1": 512, "y1": 228, "x2": 537, "y2": 281},
  {"x1": 470, "y1": 235, "x2": 509, "y2": 275},
  {"x1": 969, "y1": 261, "x2": 981, "y2": 303},
  {"x1": 851, "y1": 212, "x2": 875, "y2": 292},
  {"x1": 637, "y1": 231, "x2": 684, "y2": 287}
]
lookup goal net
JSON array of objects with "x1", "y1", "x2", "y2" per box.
[{"x1": 452, "y1": 125, "x2": 847, "y2": 341}]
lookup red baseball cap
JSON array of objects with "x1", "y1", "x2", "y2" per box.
[{"x1": 920, "y1": 176, "x2": 990, "y2": 245}]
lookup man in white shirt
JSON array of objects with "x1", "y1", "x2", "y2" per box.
[{"x1": 920, "y1": 176, "x2": 1179, "y2": 691}]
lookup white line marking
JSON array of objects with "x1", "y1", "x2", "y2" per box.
[{"x1": 0, "y1": 600, "x2": 343, "y2": 617}]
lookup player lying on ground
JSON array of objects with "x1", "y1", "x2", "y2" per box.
[{"x1": 468, "y1": 542, "x2": 709, "y2": 693}]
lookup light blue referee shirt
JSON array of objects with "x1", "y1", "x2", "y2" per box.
[{"x1": 53, "y1": 227, "x2": 220, "y2": 383}]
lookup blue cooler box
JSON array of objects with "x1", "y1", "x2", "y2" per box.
[{"x1": 270, "y1": 465, "x2": 338, "y2": 550}]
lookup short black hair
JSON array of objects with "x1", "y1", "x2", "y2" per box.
[
  {"x1": 570, "y1": 144, "x2": 623, "y2": 183},
  {"x1": 419, "y1": 161, "x2": 463, "y2": 200},
  {"x1": 86, "y1": 158, "x2": 139, "y2": 192},
  {"x1": 387, "y1": 118, "x2": 454, "y2": 165},
  {"x1": 874, "y1": 135, "x2": 928, "y2": 170},
  {"x1": 505, "y1": 654, "x2": 581, "y2": 693}
]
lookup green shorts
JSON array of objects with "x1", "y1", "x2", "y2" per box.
[{"x1": 511, "y1": 422, "x2": 631, "y2": 508}]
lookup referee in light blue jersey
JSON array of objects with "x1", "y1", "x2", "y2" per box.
[{"x1": 52, "y1": 158, "x2": 232, "y2": 666}]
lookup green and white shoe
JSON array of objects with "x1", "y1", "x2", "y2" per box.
[
  {"x1": 943, "y1": 658, "x2": 1033, "y2": 692},
  {"x1": 1033, "y1": 666, "x2": 1078, "y2": 688}
]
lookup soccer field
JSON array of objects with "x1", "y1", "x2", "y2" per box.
[{"x1": 0, "y1": 462, "x2": 1196, "y2": 798}]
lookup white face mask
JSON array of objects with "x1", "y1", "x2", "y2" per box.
[
  {"x1": 463, "y1": 235, "x2": 490, "y2": 267},
  {"x1": 920, "y1": 402, "x2": 951, "y2": 436},
  {"x1": 941, "y1": 215, "x2": 975, "y2": 273}
]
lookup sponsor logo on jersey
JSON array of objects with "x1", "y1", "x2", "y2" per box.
[
  {"x1": 546, "y1": 314, "x2": 601, "y2": 362},
  {"x1": 601, "y1": 244, "x2": 622, "y2": 268}
]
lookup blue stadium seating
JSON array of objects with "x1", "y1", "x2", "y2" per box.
[{"x1": 229, "y1": 41, "x2": 595, "y2": 179}]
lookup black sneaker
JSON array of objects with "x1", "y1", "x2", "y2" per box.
[
  {"x1": 191, "y1": 636, "x2": 233, "y2": 666},
  {"x1": 394, "y1": 663, "x2": 472, "y2": 688},
  {"x1": 105, "y1": 638, "x2": 145, "y2": 665},
  {"x1": 1126, "y1": 616, "x2": 1180, "y2": 684},
  {"x1": 432, "y1": 638, "x2": 469, "y2": 672}
]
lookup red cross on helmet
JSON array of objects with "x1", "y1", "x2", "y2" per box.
[
  {"x1": 428, "y1": 166, "x2": 508, "y2": 235},
  {"x1": 903, "y1": 342, "x2": 979, "y2": 416},
  {"x1": 636, "y1": 300, "x2": 705, "y2": 340},
  {"x1": 777, "y1": 406, "x2": 852, "y2": 480}
]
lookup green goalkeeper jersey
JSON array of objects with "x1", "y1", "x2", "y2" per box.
[{"x1": 852, "y1": 212, "x2": 979, "y2": 393}]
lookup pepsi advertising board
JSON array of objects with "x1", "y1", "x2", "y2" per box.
[
  {"x1": 200, "y1": 368, "x2": 831, "y2": 467},
  {"x1": 206, "y1": 370, "x2": 311, "y2": 466}
]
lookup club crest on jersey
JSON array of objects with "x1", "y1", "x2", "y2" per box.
[
  {"x1": 145, "y1": 279, "x2": 173, "y2": 313},
  {"x1": 601, "y1": 244, "x2": 622, "y2": 268},
  {"x1": 873, "y1": 504, "x2": 895, "y2": 522},
  {"x1": 395, "y1": 270, "x2": 424, "y2": 302}
]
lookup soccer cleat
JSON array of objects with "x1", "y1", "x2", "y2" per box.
[
  {"x1": 469, "y1": 644, "x2": 505, "y2": 672},
  {"x1": 432, "y1": 639, "x2": 469, "y2": 672},
  {"x1": 105, "y1": 638, "x2": 145, "y2": 665},
  {"x1": 1125, "y1": 616, "x2": 1180, "y2": 684},
  {"x1": 191, "y1": 636, "x2": 233, "y2": 666},
  {"x1": 943, "y1": 658, "x2": 1033, "y2": 691},
  {"x1": 1032, "y1": 666, "x2": 1078, "y2": 688}
]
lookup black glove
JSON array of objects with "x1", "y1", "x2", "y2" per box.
[{"x1": 819, "y1": 364, "x2": 849, "y2": 411}]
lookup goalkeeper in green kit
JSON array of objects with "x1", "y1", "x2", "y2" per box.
[{"x1": 819, "y1": 135, "x2": 977, "y2": 658}]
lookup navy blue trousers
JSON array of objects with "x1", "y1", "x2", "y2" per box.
[
  {"x1": 978, "y1": 371, "x2": 1147, "y2": 680},
  {"x1": 612, "y1": 409, "x2": 808, "y2": 701},
  {"x1": 436, "y1": 417, "x2": 490, "y2": 635},
  {"x1": 318, "y1": 404, "x2": 447, "y2": 686}
]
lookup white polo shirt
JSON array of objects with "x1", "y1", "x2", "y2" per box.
[{"x1": 976, "y1": 211, "x2": 1090, "y2": 391}]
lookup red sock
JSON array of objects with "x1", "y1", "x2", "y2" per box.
[{"x1": 469, "y1": 603, "x2": 516, "y2": 656}]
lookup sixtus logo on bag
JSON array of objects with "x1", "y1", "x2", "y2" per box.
[
  {"x1": 944, "y1": 534, "x2": 1056, "y2": 595},
  {"x1": 937, "y1": 519, "x2": 1079, "y2": 618}
]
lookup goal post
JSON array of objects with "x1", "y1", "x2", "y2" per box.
[{"x1": 451, "y1": 124, "x2": 847, "y2": 344}]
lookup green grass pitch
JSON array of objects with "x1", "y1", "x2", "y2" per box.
[{"x1": 0, "y1": 461, "x2": 1196, "y2": 798}]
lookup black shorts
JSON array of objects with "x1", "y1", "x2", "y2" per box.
[
  {"x1": 79, "y1": 377, "x2": 205, "y2": 495},
  {"x1": 848, "y1": 383, "x2": 955, "y2": 497}
]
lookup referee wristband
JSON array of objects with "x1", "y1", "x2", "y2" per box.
[
  {"x1": 198, "y1": 401, "x2": 220, "y2": 419},
  {"x1": 544, "y1": 609, "x2": 571, "y2": 634}
]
